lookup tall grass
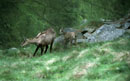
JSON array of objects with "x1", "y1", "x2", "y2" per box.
[{"x1": 0, "y1": 33, "x2": 130, "y2": 81}]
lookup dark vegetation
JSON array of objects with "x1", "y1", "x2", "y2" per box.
[{"x1": 0, "y1": 0, "x2": 130, "y2": 49}]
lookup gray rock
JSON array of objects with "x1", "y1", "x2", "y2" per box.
[
  {"x1": 54, "y1": 35, "x2": 65, "y2": 44},
  {"x1": 76, "y1": 32, "x2": 84, "y2": 39},
  {"x1": 76, "y1": 39, "x2": 86, "y2": 43},
  {"x1": 87, "y1": 24, "x2": 125, "y2": 43},
  {"x1": 117, "y1": 18, "x2": 124, "y2": 24},
  {"x1": 56, "y1": 22, "x2": 126, "y2": 44},
  {"x1": 111, "y1": 23, "x2": 121, "y2": 28},
  {"x1": 82, "y1": 28, "x2": 95, "y2": 33},
  {"x1": 126, "y1": 29, "x2": 130, "y2": 33},
  {"x1": 10, "y1": 47, "x2": 17, "y2": 50},
  {"x1": 83, "y1": 33, "x2": 92, "y2": 38},
  {"x1": 124, "y1": 19, "x2": 130, "y2": 29},
  {"x1": 7, "y1": 47, "x2": 20, "y2": 55}
]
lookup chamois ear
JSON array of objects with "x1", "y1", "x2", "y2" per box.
[
  {"x1": 21, "y1": 38, "x2": 29, "y2": 47},
  {"x1": 21, "y1": 40, "x2": 25, "y2": 47}
]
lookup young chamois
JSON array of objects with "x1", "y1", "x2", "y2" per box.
[
  {"x1": 21, "y1": 28, "x2": 56, "y2": 56},
  {"x1": 60, "y1": 28, "x2": 77, "y2": 47}
]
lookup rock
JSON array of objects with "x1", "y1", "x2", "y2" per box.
[
  {"x1": 124, "y1": 19, "x2": 130, "y2": 29},
  {"x1": 7, "y1": 47, "x2": 20, "y2": 55},
  {"x1": 87, "y1": 24, "x2": 125, "y2": 43},
  {"x1": 82, "y1": 28, "x2": 95, "y2": 33},
  {"x1": 83, "y1": 33, "x2": 92, "y2": 38},
  {"x1": 126, "y1": 29, "x2": 130, "y2": 33},
  {"x1": 54, "y1": 35, "x2": 64, "y2": 44},
  {"x1": 111, "y1": 23, "x2": 121, "y2": 28},
  {"x1": 76, "y1": 39, "x2": 86, "y2": 43},
  {"x1": 76, "y1": 32, "x2": 84, "y2": 39},
  {"x1": 10, "y1": 47, "x2": 17, "y2": 50},
  {"x1": 116, "y1": 18, "x2": 124, "y2": 24},
  {"x1": 56, "y1": 21, "x2": 127, "y2": 44}
]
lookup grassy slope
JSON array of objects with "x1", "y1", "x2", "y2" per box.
[{"x1": 0, "y1": 33, "x2": 130, "y2": 81}]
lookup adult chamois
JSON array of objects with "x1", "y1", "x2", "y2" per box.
[{"x1": 21, "y1": 28, "x2": 56, "y2": 56}]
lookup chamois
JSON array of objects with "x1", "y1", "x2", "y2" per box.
[
  {"x1": 60, "y1": 28, "x2": 77, "y2": 47},
  {"x1": 21, "y1": 28, "x2": 56, "y2": 56}
]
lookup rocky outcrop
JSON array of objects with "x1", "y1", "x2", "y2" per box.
[
  {"x1": 86, "y1": 24, "x2": 125, "y2": 42},
  {"x1": 54, "y1": 14, "x2": 130, "y2": 44}
]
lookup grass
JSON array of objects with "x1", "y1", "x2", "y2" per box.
[{"x1": 0, "y1": 33, "x2": 130, "y2": 81}]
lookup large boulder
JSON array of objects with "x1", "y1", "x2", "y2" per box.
[{"x1": 86, "y1": 24, "x2": 125, "y2": 43}]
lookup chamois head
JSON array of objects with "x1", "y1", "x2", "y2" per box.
[{"x1": 21, "y1": 39, "x2": 30, "y2": 47}]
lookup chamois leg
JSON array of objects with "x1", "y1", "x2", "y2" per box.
[
  {"x1": 74, "y1": 38, "x2": 77, "y2": 45},
  {"x1": 44, "y1": 45, "x2": 48, "y2": 53},
  {"x1": 33, "y1": 45, "x2": 40, "y2": 56},
  {"x1": 50, "y1": 40, "x2": 54, "y2": 53},
  {"x1": 64, "y1": 40, "x2": 66, "y2": 48},
  {"x1": 40, "y1": 46, "x2": 44, "y2": 55},
  {"x1": 69, "y1": 39, "x2": 72, "y2": 45},
  {"x1": 64, "y1": 40, "x2": 68, "y2": 48}
]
